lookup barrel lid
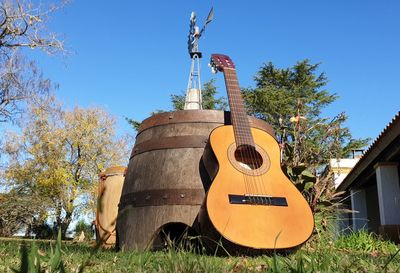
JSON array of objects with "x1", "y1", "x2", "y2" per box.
[{"x1": 138, "y1": 110, "x2": 275, "y2": 137}]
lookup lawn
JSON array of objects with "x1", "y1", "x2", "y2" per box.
[{"x1": 0, "y1": 232, "x2": 399, "y2": 273}]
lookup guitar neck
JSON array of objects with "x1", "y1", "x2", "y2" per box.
[{"x1": 223, "y1": 68, "x2": 254, "y2": 147}]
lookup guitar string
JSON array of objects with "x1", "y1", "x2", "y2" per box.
[
  {"x1": 225, "y1": 69, "x2": 268, "y2": 202},
  {"x1": 226, "y1": 70, "x2": 258, "y2": 200},
  {"x1": 226, "y1": 70, "x2": 254, "y2": 198},
  {"x1": 225, "y1": 66, "x2": 267, "y2": 201},
  {"x1": 224, "y1": 69, "x2": 253, "y2": 198},
  {"x1": 226, "y1": 69, "x2": 269, "y2": 201},
  {"x1": 230, "y1": 71, "x2": 259, "y2": 202}
]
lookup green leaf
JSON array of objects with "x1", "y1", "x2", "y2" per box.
[
  {"x1": 292, "y1": 164, "x2": 307, "y2": 175},
  {"x1": 304, "y1": 182, "x2": 314, "y2": 191},
  {"x1": 286, "y1": 166, "x2": 293, "y2": 177},
  {"x1": 49, "y1": 229, "x2": 62, "y2": 271},
  {"x1": 301, "y1": 169, "x2": 315, "y2": 178},
  {"x1": 29, "y1": 241, "x2": 40, "y2": 273}
]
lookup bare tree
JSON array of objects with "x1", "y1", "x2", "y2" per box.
[
  {"x1": 0, "y1": 0, "x2": 67, "y2": 54},
  {"x1": 0, "y1": 0, "x2": 67, "y2": 124},
  {"x1": 0, "y1": 54, "x2": 54, "y2": 122}
]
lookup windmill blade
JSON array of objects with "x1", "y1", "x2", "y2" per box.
[
  {"x1": 199, "y1": 7, "x2": 214, "y2": 37},
  {"x1": 205, "y1": 7, "x2": 214, "y2": 25}
]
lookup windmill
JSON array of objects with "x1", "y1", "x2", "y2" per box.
[{"x1": 184, "y1": 8, "x2": 214, "y2": 110}]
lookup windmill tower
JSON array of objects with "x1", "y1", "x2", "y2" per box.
[{"x1": 185, "y1": 8, "x2": 214, "y2": 110}]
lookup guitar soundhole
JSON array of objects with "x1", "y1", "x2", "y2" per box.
[
  {"x1": 234, "y1": 145, "x2": 263, "y2": 170},
  {"x1": 227, "y1": 143, "x2": 270, "y2": 175}
]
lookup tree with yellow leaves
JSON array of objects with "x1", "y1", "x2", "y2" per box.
[{"x1": 2, "y1": 97, "x2": 130, "y2": 237}]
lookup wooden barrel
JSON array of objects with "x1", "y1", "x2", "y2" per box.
[
  {"x1": 96, "y1": 166, "x2": 127, "y2": 248},
  {"x1": 116, "y1": 110, "x2": 274, "y2": 251}
]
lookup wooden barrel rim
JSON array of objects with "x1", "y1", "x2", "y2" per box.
[
  {"x1": 137, "y1": 110, "x2": 274, "y2": 137},
  {"x1": 130, "y1": 135, "x2": 208, "y2": 159},
  {"x1": 99, "y1": 166, "x2": 127, "y2": 179}
]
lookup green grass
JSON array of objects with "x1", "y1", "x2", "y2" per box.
[{"x1": 0, "y1": 231, "x2": 399, "y2": 273}]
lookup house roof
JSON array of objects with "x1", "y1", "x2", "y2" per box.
[{"x1": 337, "y1": 111, "x2": 400, "y2": 192}]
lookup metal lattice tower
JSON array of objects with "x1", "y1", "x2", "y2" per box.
[{"x1": 185, "y1": 8, "x2": 214, "y2": 110}]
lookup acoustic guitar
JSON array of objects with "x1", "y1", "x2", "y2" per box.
[{"x1": 199, "y1": 54, "x2": 314, "y2": 253}]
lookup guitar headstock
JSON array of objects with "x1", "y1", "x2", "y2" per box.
[{"x1": 209, "y1": 54, "x2": 235, "y2": 74}]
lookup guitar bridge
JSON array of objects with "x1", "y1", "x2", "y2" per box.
[{"x1": 228, "y1": 194, "x2": 288, "y2": 206}]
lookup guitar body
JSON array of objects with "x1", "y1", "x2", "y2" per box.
[{"x1": 200, "y1": 125, "x2": 314, "y2": 252}]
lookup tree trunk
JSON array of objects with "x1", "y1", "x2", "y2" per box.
[{"x1": 61, "y1": 213, "x2": 72, "y2": 239}]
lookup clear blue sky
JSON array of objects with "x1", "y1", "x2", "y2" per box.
[{"x1": 29, "y1": 0, "x2": 399, "y2": 143}]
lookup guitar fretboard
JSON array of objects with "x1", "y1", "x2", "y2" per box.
[{"x1": 223, "y1": 68, "x2": 254, "y2": 147}]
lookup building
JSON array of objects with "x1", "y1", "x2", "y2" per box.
[
  {"x1": 330, "y1": 157, "x2": 361, "y2": 189},
  {"x1": 337, "y1": 112, "x2": 400, "y2": 242}
]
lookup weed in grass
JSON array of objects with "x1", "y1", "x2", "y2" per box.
[
  {"x1": 335, "y1": 230, "x2": 399, "y2": 254},
  {"x1": 11, "y1": 229, "x2": 66, "y2": 273}
]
